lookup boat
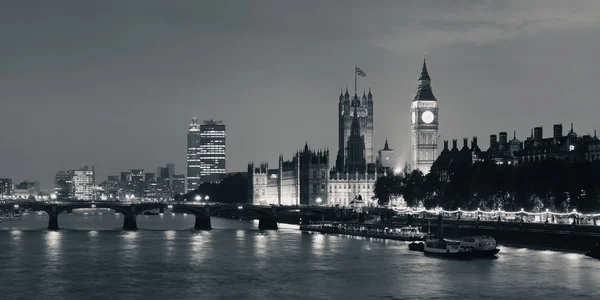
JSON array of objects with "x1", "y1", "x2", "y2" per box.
[
  {"x1": 459, "y1": 235, "x2": 500, "y2": 257},
  {"x1": 408, "y1": 242, "x2": 424, "y2": 252},
  {"x1": 394, "y1": 226, "x2": 426, "y2": 241},
  {"x1": 424, "y1": 235, "x2": 472, "y2": 259},
  {"x1": 585, "y1": 244, "x2": 600, "y2": 260}
]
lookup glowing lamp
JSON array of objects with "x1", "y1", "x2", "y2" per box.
[{"x1": 194, "y1": 195, "x2": 201, "y2": 201}]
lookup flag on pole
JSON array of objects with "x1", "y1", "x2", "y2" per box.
[{"x1": 355, "y1": 66, "x2": 366, "y2": 77}]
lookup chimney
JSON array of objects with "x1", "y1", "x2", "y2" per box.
[
  {"x1": 490, "y1": 134, "x2": 498, "y2": 147},
  {"x1": 452, "y1": 139, "x2": 458, "y2": 150},
  {"x1": 443, "y1": 140, "x2": 448, "y2": 151},
  {"x1": 553, "y1": 124, "x2": 563, "y2": 139},
  {"x1": 534, "y1": 127, "x2": 543, "y2": 142},
  {"x1": 499, "y1": 132, "x2": 508, "y2": 145},
  {"x1": 463, "y1": 138, "x2": 468, "y2": 149},
  {"x1": 472, "y1": 137, "x2": 478, "y2": 149}
]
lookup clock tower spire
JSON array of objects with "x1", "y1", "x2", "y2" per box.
[{"x1": 410, "y1": 56, "x2": 439, "y2": 174}]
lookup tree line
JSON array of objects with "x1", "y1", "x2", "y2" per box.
[
  {"x1": 175, "y1": 173, "x2": 248, "y2": 203},
  {"x1": 374, "y1": 159, "x2": 600, "y2": 213}
]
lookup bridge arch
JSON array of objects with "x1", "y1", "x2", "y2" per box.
[{"x1": 171, "y1": 204, "x2": 278, "y2": 230}]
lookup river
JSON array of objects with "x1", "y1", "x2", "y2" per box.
[{"x1": 0, "y1": 211, "x2": 598, "y2": 299}]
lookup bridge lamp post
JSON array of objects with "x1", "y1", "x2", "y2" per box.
[
  {"x1": 50, "y1": 193, "x2": 57, "y2": 201},
  {"x1": 316, "y1": 197, "x2": 322, "y2": 206},
  {"x1": 14, "y1": 204, "x2": 19, "y2": 209},
  {"x1": 195, "y1": 195, "x2": 201, "y2": 202},
  {"x1": 205, "y1": 196, "x2": 210, "y2": 200}
]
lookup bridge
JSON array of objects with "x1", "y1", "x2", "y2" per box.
[{"x1": 0, "y1": 201, "x2": 332, "y2": 231}]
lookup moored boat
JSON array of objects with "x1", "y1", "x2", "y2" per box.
[
  {"x1": 460, "y1": 235, "x2": 500, "y2": 257},
  {"x1": 424, "y1": 235, "x2": 472, "y2": 259},
  {"x1": 408, "y1": 242, "x2": 424, "y2": 252}
]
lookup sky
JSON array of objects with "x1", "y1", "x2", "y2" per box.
[{"x1": 1, "y1": 0, "x2": 600, "y2": 189}]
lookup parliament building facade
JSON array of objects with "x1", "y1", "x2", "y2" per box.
[{"x1": 248, "y1": 85, "x2": 390, "y2": 206}]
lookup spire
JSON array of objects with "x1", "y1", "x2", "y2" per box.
[
  {"x1": 513, "y1": 130, "x2": 516, "y2": 139},
  {"x1": 418, "y1": 55, "x2": 431, "y2": 81},
  {"x1": 368, "y1": 87, "x2": 372, "y2": 99},
  {"x1": 339, "y1": 89, "x2": 344, "y2": 101},
  {"x1": 413, "y1": 56, "x2": 436, "y2": 101},
  {"x1": 384, "y1": 139, "x2": 390, "y2": 150},
  {"x1": 362, "y1": 89, "x2": 367, "y2": 100},
  {"x1": 595, "y1": 129, "x2": 597, "y2": 139},
  {"x1": 345, "y1": 87, "x2": 349, "y2": 98},
  {"x1": 570, "y1": 123, "x2": 574, "y2": 132}
]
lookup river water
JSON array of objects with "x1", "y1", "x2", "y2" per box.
[{"x1": 1, "y1": 211, "x2": 598, "y2": 300}]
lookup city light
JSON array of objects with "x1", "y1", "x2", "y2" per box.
[{"x1": 195, "y1": 195, "x2": 201, "y2": 201}]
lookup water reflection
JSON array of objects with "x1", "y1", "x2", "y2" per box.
[
  {"x1": 190, "y1": 233, "x2": 211, "y2": 265},
  {"x1": 312, "y1": 233, "x2": 325, "y2": 256}
]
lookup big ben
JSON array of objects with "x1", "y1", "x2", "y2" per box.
[{"x1": 411, "y1": 57, "x2": 438, "y2": 174}]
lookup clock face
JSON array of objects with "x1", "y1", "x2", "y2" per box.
[
  {"x1": 421, "y1": 110, "x2": 434, "y2": 124},
  {"x1": 411, "y1": 112, "x2": 416, "y2": 124}
]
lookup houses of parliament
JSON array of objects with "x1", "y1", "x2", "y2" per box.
[{"x1": 248, "y1": 59, "x2": 435, "y2": 206}]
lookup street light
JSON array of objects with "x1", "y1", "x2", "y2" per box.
[
  {"x1": 205, "y1": 196, "x2": 210, "y2": 200},
  {"x1": 316, "y1": 197, "x2": 322, "y2": 205},
  {"x1": 194, "y1": 195, "x2": 201, "y2": 201}
]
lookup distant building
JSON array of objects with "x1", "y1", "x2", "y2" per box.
[
  {"x1": 0, "y1": 178, "x2": 12, "y2": 198},
  {"x1": 200, "y1": 120, "x2": 226, "y2": 183},
  {"x1": 14, "y1": 180, "x2": 40, "y2": 199},
  {"x1": 377, "y1": 140, "x2": 395, "y2": 171},
  {"x1": 187, "y1": 118, "x2": 202, "y2": 191},
  {"x1": 431, "y1": 138, "x2": 481, "y2": 182},
  {"x1": 171, "y1": 174, "x2": 186, "y2": 195},
  {"x1": 55, "y1": 171, "x2": 75, "y2": 200},
  {"x1": 516, "y1": 124, "x2": 596, "y2": 164},
  {"x1": 72, "y1": 166, "x2": 95, "y2": 200}
]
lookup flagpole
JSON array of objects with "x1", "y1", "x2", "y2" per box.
[{"x1": 354, "y1": 64, "x2": 357, "y2": 94}]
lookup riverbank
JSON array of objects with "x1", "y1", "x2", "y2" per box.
[
  {"x1": 301, "y1": 220, "x2": 600, "y2": 253},
  {"x1": 300, "y1": 223, "x2": 423, "y2": 241}
]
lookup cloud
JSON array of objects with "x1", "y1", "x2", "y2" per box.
[{"x1": 373, "y1": 0, "x2": 600, "y2": 53}]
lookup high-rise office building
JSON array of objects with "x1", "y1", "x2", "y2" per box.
[
  {"x1": 200, "y1": 120, "x2": 226, "y2": 182},
  {"x1": 187, "y1": 118, "x2": 202, "y2": 191},
  {"x1": 72, "y1": 166, "x2": 95, "y2": 200},
  {"x1": 55, "y1": 171, "x2": 75, "y2": 200},
  {"x1": 0, "y1": 178, "x2": 12, "y2": 199}
]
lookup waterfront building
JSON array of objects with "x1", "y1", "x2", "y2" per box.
[
  {"x1": 187, "y1": 118, "x2": 202, "y2": 191},
  {"x1": 411, "y1": 57, "x2": 439, "y2": 174},
  {"x1": 72, "y1": 166, "x2": 95, "y2": 200},
  {"x1": 248, "y1": 144, "x2": 326, "y2": 206},
  {"x1": 200, "y1": 120, "x2": 226, "y2": 184},
  {"x1": 0, "y1": 178, "x2": 12, "y2": 199}
]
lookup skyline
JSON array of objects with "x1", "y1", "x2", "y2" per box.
[{"x1": 2, "y1": 1, "x2": 600, "y2": 189}]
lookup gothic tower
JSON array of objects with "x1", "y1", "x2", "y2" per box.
[
  {"x1": 346, "y1": 106, "x2": 366, "y2": 172},
  {"x1": 337, "y1": 87, "x2": 373, "y2": 171},
  {"x1": 410, "y1": 57, "x2": 439, "y2": 174}
]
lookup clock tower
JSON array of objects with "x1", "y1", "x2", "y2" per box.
[{"x1": 410, "y1": 57, "x2": 439, "y2": 174}]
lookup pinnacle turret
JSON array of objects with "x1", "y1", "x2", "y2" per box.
[{"x1": 418, "y1": 56, "x2": 431, "y2": 81}]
